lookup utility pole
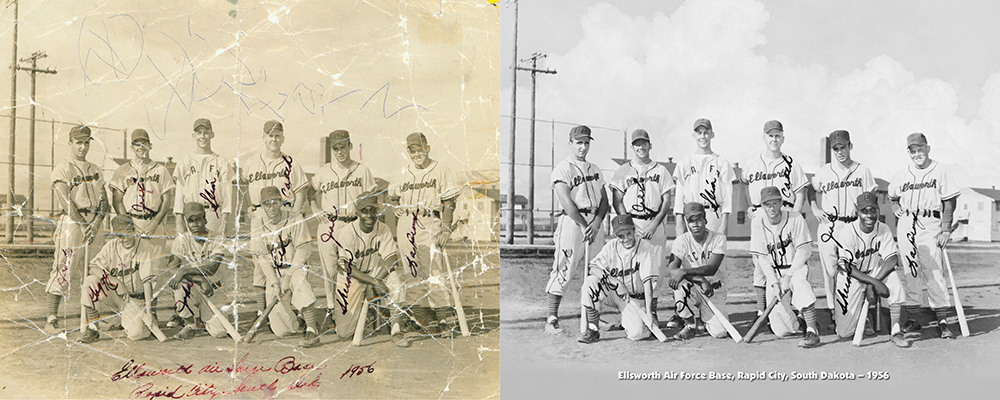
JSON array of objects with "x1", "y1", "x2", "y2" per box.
[
  {"x1": 505, "y1": 0, "x2": 518, "y2": 244},
  {"x1": 18, "y1": 50, "x2": 57, "y2": 243},
  {"x1": 5, "y1": 0, "x2": 17, "y2": 244},
  {"x1": 516, "y1": 52, "x2": 555, "y2": 244}
]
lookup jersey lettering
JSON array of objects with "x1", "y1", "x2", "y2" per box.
[
  {"x1": 900, "y1": 179, "x2": 937, "y2": 193},
  {"x1": 400, "y1": 179, "x2": 437, "y2": 192},
  {"x1": 816, "y1": 177, "x2": 863, "y2": 194}
]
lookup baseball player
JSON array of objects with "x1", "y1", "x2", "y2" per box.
[
  {"x1": 110, "y1": 129, "x2": 175, "y2": 239},
  {"x1": 608, "y1": 128, "x2": 673, "y2": 322},
  {"x1": 888, "y1": 133, "x2": 960, "y2": 339},
  {"x1": 78, "y1": 216, "x2": 158, "y2": 343},
  {"x1": 673, "y1": 118, "x2": 733, "y2": 236},
  {"x1": 545, "y1": 125, "x2": 610, "y2": 335},
  {"x1": 172, "y1": 118, "x2": 234, "y2": 235},
  {"x1": 740, "y1": 120, "x2": 808, "y2": 320},
  {"x1": 329, "y1": 192, "x2": 400, "y2": 340},
  {"x1": 44, "y1": 125, "x2": 109, "y2": 333},
  {"x1": 577, "y1": 215, "x2": 656, "y2": 343},
  {"x1": 251, "y1": 186, "x2": 321, "y2": 347},
  {"x1": 832, "y1": 192, "x2": 911, "y2": 347},
  {"x1": 239, "y1": 120, "x2": 309, "y2": 315},
  {"x1": 313, "y1": 129, "x2": 376, "y2": 330},
  {"x1": 665, "y1": 203, "x2": 729, "y2": 340},
  {"x1": 387, "y1": 132, "x2": 461, "y2": 334},
  {"x1": 750, "y1": 186, "x2": 820, "y2": 348},
  {"x1": 163, "y1": 202, "x2": 230, "y2": 340}
]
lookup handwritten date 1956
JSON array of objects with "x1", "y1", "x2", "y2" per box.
[{"x1": 341, "y1": 361, "x2": 376, "y2": 379}]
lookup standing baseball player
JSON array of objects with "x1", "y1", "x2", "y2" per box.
[
  {"x1": 809, "y1": 130, "x2": 877, "y2": 329},
  {"x1": 833, "y1": 192, "x2": 911, "y2": 347},
  {"x1": 313, "y1": 130, "x2": 376, "y2": 330},
  {"x1": 110, "y1": 129, "x2": 175, "y2": 239},
  {"x1": 609, "y1": 128, "x2": 673, "y2": 323},
  {"x1": 78, "y1": 216, "x2": 158, "y2": 343},
  {"x1": 387, "y1": 132, "x2": 461, "y2": 334},
  {"x1": 578, "y1": 215, "x2": 656, "y2": 344},
  {"x1": 330, "y1": 192, "x2": 399, "y2": 340},
  {"x1": 750, "y1": 186, "x2": 820, "y2": 348},
  {"x1": 164, "y1": 202, "x2": 230, "y2": 340},
  {"x1": 44, "y1": 125, "x2": 108, "y2": 333},
  {"x1": 673, "y1": 118, "x2": 733, "y2": 236},
  {"x1": 545, "y1": 125, "x2": 610, "y2": 335},
  {"x1": 239, "y1": 120, "x2": 309, "y2": 315},
  {"x1": 173, "y1": 118, "x2": 234, "y2": 235},
  {"x1": 740, "y1": 120, "x2": 808, "y2": 321},
  {"x1": 665, "y1": 203, "x2": 729, "y2": 340},
  {"x1": 888, "y1": 133, "x2": 960, "y2": 339},
  {"x1": 251, "y1": 186, "x2": 322, "y2": 347}
]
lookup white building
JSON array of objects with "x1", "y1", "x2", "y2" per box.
[{"x1": 955, "y1": 187, "x2": 1000, "y2": 242}]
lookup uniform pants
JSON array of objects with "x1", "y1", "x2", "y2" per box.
[
  {"x1": 832, "y1": 269, "x2": 906, "y2": 338},
  {"x1": 395, "y1": 213, "x2": 450, "y2": 309},
  {"x1": 81, "y1": 274, "x2": 150, "y2": 341},
  {"x1": 763, "y1": 266, "x2": 816, "y2": 337},
  {"x1": 172, "y1": 280, "x2": 228, "y2": 338},
  {"x1": 332, "y1": 275, "x2": 378, "y2": 339},
  {"x1": 260, "y1": 265, "x2": 318, "y2": 337},
  {"x1": 673, "y1": 280, "x2": 728, "y2": 338},
  {"x1": 580, "y1": 275, "x2": 650, "y2": 341},
  {"x1": 896, "y1": 215, "x2": 951, "y2": 308},
  {"x1": 46, "y1": 215, "x2": 102, "y2": 296},
  {"x1": 633, "y1": 217, "x2": 666, "y2": 296},
  {"x1": 546, "y1": 215, "x2": 606, "y2": 296}
]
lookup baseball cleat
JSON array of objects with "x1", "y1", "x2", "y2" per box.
[
  {"x1": 607, "y1": 323, "x2": 624, "y2": 331},
  {"x1": 665, "y1": 315, "x2": 684, "y2": 329},
  {"x1": 44, "y1": 317, "x2": 62, "y2": 334},
  {"x1": 577, "y1": 329, "x2": 600, "y2": 344},
  {"x1": 172, "y1": 326, "x2": 195, "y2": 340},
  {"x1": 298, "y1": 331, "x2": 321, "y2": 348},
  {"x1": 673, "y1": 325, "x2": 697, "y2": 341},
  {"x1": 937, "y1": 322, "x2": 955, "y2": 339},
  {"x1": 78, "y1": 328, "x2": 100, "y2": 344},
  {"x1": 826, "y1": 320, "x2": 836, "y2": 334},
  {"x1": 890, "y1": 333, "x2": 911, "y2": 348},
  {"x1": 98, "y1": 320, "x2": 123, "y2": 331},
  {"x1": 864, "y1": 323, "x2": 875, "y2": 337},
  {"x1": 902, "y1": 320, "x2": 922, "y2": 340},
  {"x1": 544, "y1": 316, "x2": 563, "y2": 335},
  {"x1": 798, "y1": 331, "x2": 820, "y2": 348},
  {"x1": 166, "y1": 316, "x2": 185, "y2": 328}
]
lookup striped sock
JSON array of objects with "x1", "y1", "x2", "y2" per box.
[
  {"x1": 650, "y1": 297, "x2": 658, "y2": 319},
  {"x1": 301, "y1": 305, "x2": 318, "y2": 333},
  {"x1": 585, "y1": 306, "x2": 599, "y2": 330},
  {"x1": 256, "y1": 290, "x2": 267, "y2": 313},
  {"x1": 47, "y1": 294, "x2": 61, "y2": 319},
  {"x1": 903, "y1": 305, "x2": 923, "y2": 324},
  {"x1": 801, "y1": 305, "x2": 818, "y2": 334},
  {"x1": 85, "y1": 308, "x2": 99, "y2": 331},
  {"x1": 435, "y1": 307, "x2": 454, "y2": 325},
  {"x1": 547, "y1": 294, "x2": 562, "y2": 319},
  {"x1": 890, "y1": 304, "x2": 902, "y2": 334},
  {"x1": 933, "y1": 307, "x2": 950, "y2": 325},
  {"x1": 755, "y1": 286, "x2": 767, "y2": 313}
]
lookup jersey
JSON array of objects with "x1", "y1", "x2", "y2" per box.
[
  {"x1": 834, "y1": 221, "x2": 897, "y2": 275},
  {"x1": 239, "y1": 151, "x2": 309, "y2": 206},
  {"x1": 51, "y1": 158, "x2": 104, "y2": 210},
  {"x1": 170, "y1": 233, "x2": 228, "y2": 273},
  {"x1": 888, "y1": 161, "x2": 959, "y2": 213},
  {"x1": 109, "y1": 160, "x2": 175, "y2": 216},
  {"x1": 812, "y1": 162, "x2": 878, "y2": 218},
  {"x1": 334, "y1": 220, "x2": 398, "y2": 276},
  {"x1": 388, "y1": 160, "x2": 459, "y2": 213},
  {"x1": 551, "y1": 157, "x2": 605, "y2": 213},
  {"x1": 750, "y1": 211, "x2": 813, "y2": 273},
  {"x1": 313, "y1": 161, "x2": 376, "y2": 215},
  {"x1": 90, "y1": 239, "x2": 156, "y2": 296},
  {"x1": 672, "y1": 153, "x2": 733, "y2": 217},
  {"x1": 251, "y1": 212, "x2": 312, "y2": 271},
  {"x1": 670, "y1": 230, "x2": 727, "y2": 269},
  {"x1": 740, "y1": 152, "x2": 808, "y2": 209},
  {"x1": 173, "y1": 153, "x2": 234, "y2": 218},
  {"x1": 609, "y1": 160, "x2": 674, "y2": 219},
  {"x1": 589, "y1": 239, "x2": 656, "y2": 296}
]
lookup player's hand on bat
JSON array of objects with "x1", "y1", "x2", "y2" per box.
[
  {"x1": 582, "y1": 222, "x2": 598, "y2": 244},
  {"x1": 870, "y1": 280, "x2": 889, "y2": 298},
  {"x1": 638, "y1": 228, "x2": 653, "y2": 240},
  {"x1": 700, "y1": 279, "x2": 715, "y2": 298},
  {"x1": 935, "y1": 230, "x2": 951, "y2": 248},
  {"x1": 200, "y1": 280, "x2": 215, "y2": 298},
  {"x1": 778, "y1": 275, "x2": 791, "y2": 293},
  {"x1": 434, "y1": 228, "x2": 451, "y2": 249},
  {"x1": 893, "y1": 208, "x2": 905, "y2": 219}
]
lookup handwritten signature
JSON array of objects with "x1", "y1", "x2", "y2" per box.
[
  {"x1": 131, "y1": 180, "x2": 156, "y2": 215},
  {"x1": 120, "y1": 355, "x2": 327, "y2": 399},
  {"x1": 56, "y1": 249, "x2": 74, "y2": 286},
  {"x1": 405, "y1": 211, "x2": 425, "y2": 277},
  {"x1": 280, "y1": 155, "x2": 294, "y2": 198},
  {"x1": 198, "y1": 178, "x2": 220, "y2": 218},
  {"x1": 87, "y1": 270, "x2": 120, "y2": 307},
  {"x1": 267, "y1": 233, "x2": 292, "y2": 275},
  {"x1": 174, "y1": 280, "x2": 194, "y2": 317},
  {"x1": 904, "y1": 212, "x2": 921, "y2": 278},
  {"x1": 698, "y1": 176, "x2": 721, "y2": 217}
]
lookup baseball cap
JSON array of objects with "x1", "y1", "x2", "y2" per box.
[
  {"x1": 569, "y1": 125, "x2": 592, "y2": 141},
  {"x1": 259, "y1": 186, "x2": 283, "y2": 203},
  {"x1": 611, "y1": 214, "x2": 635, "y2": 234},
  {"x1": 263, "y1": 120, "x2": 283, "y2": 135},
  {"x1": 131, "y1": 129, "x2": 150, "y2": 144},
  {"x1": 406, "y1": 132, "x2": 428, "y2": 148},
  {"x1": 856, "y1": 191, "x2": 879, "y2": 211},
  {"x1": 760, "y1": 186, "x2": 782, "y2": 204},
  {"x1": 693, "y1": 118, "x2": 712, "y2": 131},
  {"x1": 69, "y1": 125, "x2": 92, "y2": 141},
  {"x1": 829, "y1": 130, "x2": 850, "y2": 147},
  {"x1": 193, "y1": 118, "x2": 212, "y2": 131},
  {"x1": 182, "y1": 202, "x2": 206, "y2": 218},
  {"x1": 683, "y1": 202, "x2": 706, "y2": 219},
  {"x1": 329, "y1": 130, "x2": 350, "y2": 145},
  {"x1": 356, "y1": 190, "x2": 379, "y2": 211},
  {"x1": 110, "y1": 215, "x2": 134, "y2": 232},
  {"x1": 763, "y1": 120, "x2": 783, "y2": 133},
  {"x1": 630, "y1": 129, "x2": 650, "y2": 144},
  {"x1": 906, "y1": 132, "x2": 928, "y2": 147}
]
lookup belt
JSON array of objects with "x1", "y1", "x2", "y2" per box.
[
  {"x1": 556, "y1": 208, "x2": 595, "y2": 217},
  {"x1": 128, "y1": 293, "x2": 145, "y2": 300},
  {"x1": 628, "y1": 293, "x2": 645, "y2": 300},
  {"x1": 629, "y1": 213, "x2": 656, "y2": 221},
  {"x1": 78, "y1": 208, "x2": 93, "y2": 214},
  {"x1": 827, "y1": 215, "x2": 858, "y2": 223},
  {"x1": 273, "y1": 262, "x2": 292, "y2": 270},
  {"x1": 419, "y1": 209, "x2": 441, "y2": 219},
  {"x1": 128, "y1": 212, "x2": 155, "y2": 220},
  {"x1": 773, "y1": 264, "x2": 791, "y2": 270},
  {"x1": 904, "y1": 209, "x2": 941, "y2": 219}
]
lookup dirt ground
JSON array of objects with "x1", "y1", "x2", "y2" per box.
[
  {"x1": 0, "y1": 242, "x2": 499, "y2": 400},
  {"x1": 501, "y1": 243, "x2": 1000, "y2": 398}
]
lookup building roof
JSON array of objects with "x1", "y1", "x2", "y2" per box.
[{"x1": 970, "y1": 187, "x2": 1000, "y2": 201}]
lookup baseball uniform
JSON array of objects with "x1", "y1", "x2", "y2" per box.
[
  {"x1": 741, "y1": 152, "x2": 808, "y2": 288},
  {"x1": 331, "y1": 219, "x2": 398, "y2": 339},
  {"x1": 239, "y1": 151, "x2": 309, "y2": 209},
  {"x1": 547, "y1": 157, "x2": 607, "y2": 296},
  {"x1": 889, "y1": 160, "x2": 959, "y2": 309},
  {"x1": 173, "y1": 152, "x2": 234, "y2": 233},
  {"x1": 251, "y1": 210, "x2": 316, "y2": 337},
  {"x1": 81, "y1": 238, "x2": 157, "y2": 340},
  {"x1": 110, "y1": 159, "x2": 175, "y2": 235},
  {"x1": 579, "y1": 237, "x2": 657, "y2": 341},
  {"x1": 670, "y1": 229, "x2": 729, "y2": 338},
  {"x1": 610, "y1": 160, "x2": 674, "y2": 244},
  {"x1": 673, "y1": 153, "x2": 734, "y2": 232},
  {"x1": 169, "y1": 232, "x2": 229, "y2": 338},
  {"x1": 46, "y1": 158, "x2": 105, "y2": 296},
  {"x1": 750, "y1": 210, "x2": 816, "y2": 337},
  {"x1": 832, "y1": 220, "x2": 906, "y2": 338}
]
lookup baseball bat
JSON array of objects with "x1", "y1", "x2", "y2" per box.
[
  {"x1": 693, "y1": 288, "x2": 742, "y2": 343},
  {"x1": 942, "y1": 248, "x2": 970, "y2": 337},
  {"x1": 744, "y1": 289, "x2": 789, "y2": 343},
  {"x1": 143, "y1": 309, "x2": 169, "y2": 342},
  {"x1": 352, "y1": 289, "x2": 370, "y2": 346},
  {"x1": 874, "y1": 296, "x2": 883, "y2": 333},
  {"x1": 440, "y1": 249, "x2": 470, "y2": 337},
  {"x1": 606, "y1": 291, "x2": 668, "y2": 342},
  {"x1": 80, "y1": 243, "x2": 90, "y2": 335},
  {"x1": 193, "y1": 289, "x2": 242, "y2": 342},
  {"x1": 581, "y1": 238, "x2": 590, "y2": 333},
  {"x1": 852, "y1": 295, "x2": 870, "y2": 346},
  {"x1": 242, "y1": 288, "x2": 291, "y2": 343}
]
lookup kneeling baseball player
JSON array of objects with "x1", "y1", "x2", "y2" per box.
[
  {"x1": 79, "y1": 216, "x2": 158, "y2": 343},
  {"x1": 750, "y1": 186, "x2": 820, "y2": 348},
  {"x1": 832, "y1": 192, "x2": 910, "y2": 347},
  {"x1": 164, "y1": 203, "x2": 231, "y2": 340},
  {"x1": 578, "y1": 215, "x2": 657, "y2": 344},
  {"x1": 665, "y1": 203, "x2": 729, "y2": 340}
]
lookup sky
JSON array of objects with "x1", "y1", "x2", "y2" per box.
[{"x1": 500, "y1": 0, "x2": 1000, "y2": 210}]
